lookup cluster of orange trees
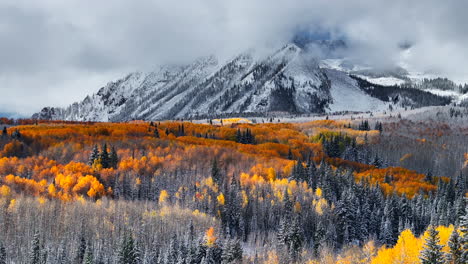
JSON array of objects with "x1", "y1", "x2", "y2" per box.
[{"x1": 0, "y1": 119, "x2": 442, "y2": 202}]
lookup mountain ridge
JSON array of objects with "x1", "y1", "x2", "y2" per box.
[{"x1": 33, "y1": 43, "x2": 454, "y2": 121}]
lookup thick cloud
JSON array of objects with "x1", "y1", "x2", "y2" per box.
[{"x1": 1, "y1": 0, "x2": 467, "y2": 115}]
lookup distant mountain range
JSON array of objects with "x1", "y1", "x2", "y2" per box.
[
  {"x1": 0, "y1": 112, "x2": 23, "y2": 119},
  {"x1": 33, "y1": 41, "x2": 466, "y2": 122}
]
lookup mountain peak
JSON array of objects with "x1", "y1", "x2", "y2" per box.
[{"x1": 32, "y1": 43, "x2": 454, "y2": 121}]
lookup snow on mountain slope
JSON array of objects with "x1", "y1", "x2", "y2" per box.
[
  {"x1": 33, "y1": 43, "x2": 453, "y2": 122},
  {"x1": 325, "y1": 69, "x2": 388, "y2": 112},
  {"x1": 34, "y1": 44, "x2": 336, "y2": 121}
]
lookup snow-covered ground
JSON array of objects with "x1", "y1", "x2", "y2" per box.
[{"x1": 194, "y1": 106, "x2": 468, "y2": 128}]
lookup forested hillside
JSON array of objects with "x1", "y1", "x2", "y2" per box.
[{"x1": 0, "y1": 116, "x2": 466, "y2": 263}]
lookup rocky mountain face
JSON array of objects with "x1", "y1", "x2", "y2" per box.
[{"x1": 33, "y1": 43, "x2": 453, "y2": 121}]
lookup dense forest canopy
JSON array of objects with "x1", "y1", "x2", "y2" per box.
[{"x1": 0, "y1": 115, "x2": 466, "y2": 263}]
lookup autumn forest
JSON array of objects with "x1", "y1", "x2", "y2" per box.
[{"x1": 0, "y1": 115, "x2": 466, "y2": 263}]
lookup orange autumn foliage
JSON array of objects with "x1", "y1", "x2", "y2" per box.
[
  {"x1": 205, "y1": 227, "x2": 217, "y2": 246},
  {"x1": 0, "y1": 119, "x2": 441, "y2": 202},
  {"x1": 355, "y1": 167, "x2": 439, "y2": 197}
]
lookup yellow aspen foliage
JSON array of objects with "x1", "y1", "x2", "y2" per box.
[
  {"x1": 205, "y1": 227, "x2": 217, "y2": 246},
  {"x1": 371, "y1": 226, "x2": 454, "y2": 264},
  {"x1": 159, "y1": 190, "x2": 169, "y2": 205},
  {"x1": 371, "y1": 229, "x2": 422, "y2": 264},
  {"x1": 0, "y1": 185, "x2": 11, "y2": 196},
  {"x1": 202, "y1": 177, "x2": 218, "y2": 192},
  {"x1": 76, "y1": 195, "x2": 86, "y2": 205},
  {"x1": 266, "y1": 167, "x2": 276, "y2": 181},
  {"x1": 37, "y1": 196, "x2": 47, "y2": 205},
  {"x1": 48, "y1": 184, "x2": 56, "y2": 197},
  {"x1": 313, "y1": 198, "x2": 328, "y2": 215},
  {"x1": 315, "y1": 187, "x2": 323, "y2": 197},
  {"x1": 217, "y1": 193, "x2": 225, "y2": 205},
  {"x1": 241, "y1": 190, "x2": 248, "y2": 208},
  {"x1": 7, "y1": 199, "x2": 16, "y2": 212},
  {"x1": 92, "y1": 158, "x2": 103, "y2": 170}
]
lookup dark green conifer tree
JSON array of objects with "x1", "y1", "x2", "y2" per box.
[
  {"x1": 110, "y1": 146, "x2": 119, "y2": 169},
  {"x1": 117, "y1": 234, "x2": 140, "y2": 264},
  {"x1": 420, "y1": 225, "x2": 444, "y2": 264},
  {"x1": 89, "y1": 145, "x2": 99, "y2": 166},
  {"x1": 100, "y1": 144, "x2": 110, "y2": 169},
  {"x1": 29, "y1": 233, "x2": 41, "y2": 264},
  {"x1": 447, "y1": 227, "x2": 462, "y2": 264}
]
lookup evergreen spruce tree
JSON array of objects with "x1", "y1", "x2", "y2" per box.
[
  {"x1": 211, "y1": 158, "x2": 221, "y2": 186},
  {"x1": 374, "y1": 122, "x2": 383, "y2": 132},
  {"x1": 154, "y1": 127, "x2": 160, "y2": 138},
  {"x1": 11, "y1": 129, "x2": 21, "y2": 139},
  {"x1": 100, "y1": 144, "x2": 110, "y2": 169},
  {"x1": 75, "y1": 235, "x2": 86, "y2": 264},
  {"x1": 110, "y1": 146, "x2": 119, "y2": 169},
  {"x1": 221, "y1": 239, "x2": 242, "y2": 264},
  {"x1": 41, "y1": 249, "x2": 48, "y2": 264},
  {"x1": 117, "y1": 234, "x2": 140, "y2": 264},
  {"x1": 89, "y1": 145, "x2": 99, "y2": 166},
  {"x1": 29, "y1": 233, "x2": 41, "y2": 264},
  {"x1": 287, "y1": 148, "x2": 293, "y2": 160},
  {"x1": 235, "y1": 129, "x2": 242, "y2": 143},
  {"x1": 57, "y1": 244, "x2": 68, "y2": 264},
  {"x1": 0, "y1": 242, "x2": 6, "y2": 264},
  {"x1": 372, "y1": 155, "x2": 382, "y2": 168},
  {"x1": 288, "y1": 217, "x2": 303, "y2": 262},
  {"x1": 420, "y1": 225, "x2": 444, "y2": 264},
  {"x1": 446, "y1": 227, "x2": 462, "y2": 264},
  {"x1": 460, "y1": 202, "x2": 468, "y2": 263},
  {"x1": 380, "y1": 217, "x2": 394, "y2": 246},
  {"x1": 277, "y1": 218, "x2": 287, "y2": 246},
  {"x1": 180, "y1": 124, "x2": 185, "y2": 137}
]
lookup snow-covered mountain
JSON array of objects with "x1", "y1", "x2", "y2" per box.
[{"x1": 33, "y1": 43, "x2": 453, "y2": 122}]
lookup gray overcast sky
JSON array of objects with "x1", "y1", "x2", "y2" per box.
[{"x1": 1, "y1": 0, "x2": 468, "y2": 116}]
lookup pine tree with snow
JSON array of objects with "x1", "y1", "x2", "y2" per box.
[
  {"x1": 460, "y1": 201, "x2": 468, "y2": 263},
  {"x1": 446, "y1": 227, "x2": 462, "y2": 264},
  {"x1": 29, "y1": 232, "x2": 41, "y2": 264},
  {"x1": 56, "y1": 244, "x2": 68, "y2": 264},
  {"x1": 420, "y1": 225, "x2": 444, "y2": 264},
  {"x1": 117, "y1": 234, "x2": 140, "y2": 264},
  {"x1": 288, "y1": 217, "x2": 303, "y2": 262},
  {"x1": 221, "y1": 239, "x2": 242, "y2": 264},
  {"x1": 380, "y1": 217, "x2": 394, "y2": 246},
  {"x1": 74, "y1": 235, "x2": 86, "y2": 264}
]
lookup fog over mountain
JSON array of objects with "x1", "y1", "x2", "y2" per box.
[{"x1": 1, "y1": 0, "x2": 468, "y2": 115}]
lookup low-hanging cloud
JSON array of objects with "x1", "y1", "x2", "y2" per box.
[{"x1": 1, "y1": 0, "x2": 468, "y2": 115}]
